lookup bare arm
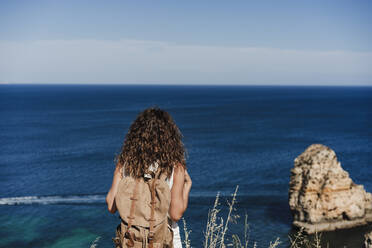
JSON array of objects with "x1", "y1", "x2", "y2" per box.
[
  {"x1": 182, "y1": 169, "x2": 192, "y2": 212},
  {"x1": 106, "y1": 164, "x2": 122, "y2": 214},
  {"x1": 169, "y1": 163, "x2": 192, "y2": 222}
]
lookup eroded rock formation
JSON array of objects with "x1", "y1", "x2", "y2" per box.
[{"x1": 289, "y1": 144, "x2": 372, "y2": 233}]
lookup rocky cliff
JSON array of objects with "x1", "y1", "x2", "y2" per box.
[{"x1": 289, "y1": 144, "x2": 372, "y2": 233}]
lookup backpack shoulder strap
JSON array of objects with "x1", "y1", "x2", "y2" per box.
[
  {"x1": 148, "y1": 177, "x2": 157, "y2": 248},
  {"x1": 154, "y1": 167, "x2": 169, "y2": 182},
  {"x1": 125, "y1": 178, "x2": 140, "y2": 247}
]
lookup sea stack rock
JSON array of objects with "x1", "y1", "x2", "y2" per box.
[{"x1": 289, "y1": 144, "x2": 372, "y2": 233}]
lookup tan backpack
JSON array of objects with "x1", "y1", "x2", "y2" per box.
[{"x1": 113, "y1": 170, "x2": 173, "y2": 248}]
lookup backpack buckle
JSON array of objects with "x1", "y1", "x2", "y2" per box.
[
  {"x1": 148, "y1": 231, "x2": 155, "y2": 242},
  {"x1": 144, "y1": 171, "x2": 155, "y2": 180}
]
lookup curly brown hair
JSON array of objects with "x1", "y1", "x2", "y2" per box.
[{"x1": 116, "y1": 107, "x2": 186, "y2": 178}]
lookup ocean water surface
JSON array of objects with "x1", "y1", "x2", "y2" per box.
[{"x1": 0, "y1": 85, "x2": 371, "y2": 247}]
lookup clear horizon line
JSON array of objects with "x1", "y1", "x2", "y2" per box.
[{"x1": 1, "y1": 82, "x2": 372, "y2": 87}]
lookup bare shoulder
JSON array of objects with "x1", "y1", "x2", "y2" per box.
[
  {"x1": 173, "y1": 162, "x2": 185, "y2": 176},
  {"x1": 114, "y1": 163, "x2": 124, "y2": 179}
]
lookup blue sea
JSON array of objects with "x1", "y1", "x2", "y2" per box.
[{"x1": 0, "y1": 85, "x2": 371, "y2": 248}]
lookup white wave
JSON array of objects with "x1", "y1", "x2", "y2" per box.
[
  {"x1": 0, "y1": 194, "x2": 105, "y2": 205},
  {"x1": 0, "y1": 191, "x2": 253, "y2": 206}
]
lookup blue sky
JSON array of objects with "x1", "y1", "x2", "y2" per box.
[{"x1": 0, "y1": 0, "x2": 371, "y2": 85}]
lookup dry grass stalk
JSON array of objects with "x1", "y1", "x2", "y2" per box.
[
  {"x1": 269, "y1": 237, "x2": 281, "y2": 248},
  {"x1": 289, "y1": 228, "x2": 322, "y2": 248},
  {"x1": 89, "y1": 236, "x2": 100, "y2": 248},
  {"x1": 220, "y1": 185, "x2": 239, "y2": 248},
  {"x1": 204, "y1": 192, "x2": 224, "y2": 248},
  {"x1": 182, "y1": 217, "x2": 192, "y2": 248},
  {"x1": 185, "y1": 185, "x2": 324, "y2": 248},
  {"x1": 243, "y1": 214, "x2": 250, "y2": 248},
  {"x1": 230, "y1": 214, "x2": 249, "y2": 248},
  {"x1": 289, "y1": 227, "x2": 305, "y2": 248},
  {"x1": 313, "y1": 231, "x2": 322, "y2": 248}
]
